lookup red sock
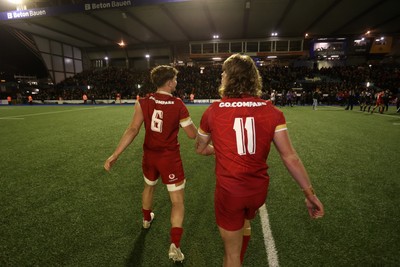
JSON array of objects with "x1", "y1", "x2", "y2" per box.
[
  {"x1": 142, "y1": 208, "x2": 152, "y2": 221},
  {"x1": 170, "y1": 227, "x2": 183, "y2": 247},
  {"x1": 241, "y1": 235, "x2": 250, "y2": 263}
]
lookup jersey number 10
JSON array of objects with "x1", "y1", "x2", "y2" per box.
[{"x1": 233, "y1": 117, "x2": 256, "y2": 155}]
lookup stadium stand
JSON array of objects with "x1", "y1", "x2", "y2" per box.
[{"x1": 0, "y1": 0, "x2": 400, "y2": 106}]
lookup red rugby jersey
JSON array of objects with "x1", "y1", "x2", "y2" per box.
[
  {"x1": 139, "y1": 91, "x2": 192, "y2": 151},
  {"x1": 199, "y1": 97, "x2": 287, "y2": 197}
]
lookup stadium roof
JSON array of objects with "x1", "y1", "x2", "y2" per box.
[{"x1": 1, "y1": 0, "x2": 400, "y2": 51}]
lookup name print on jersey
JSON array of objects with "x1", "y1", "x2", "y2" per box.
[
  {"x1": 150, "y1": 96, "x2": 174, "y2": 105},
  {"x1": 219, "y1": 101, "x2": 267, "y2": 108}
]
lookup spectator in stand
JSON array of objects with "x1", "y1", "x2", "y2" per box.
[
  {"x1": 28, "y1": 95, "x2": 33, "y2": 105},
  {"x1": 280, "y1": 89, "x2": 287, "y2": 107},
  {"x1": 91, "y1": 94, "x2": 96, "y2": 104},
  {"x1": 270, "y1": 90, "x2": 276, "y2": 105},
  {"x1": 7, "y1": 96, "x2": 12, "y2": 105},
  {"x1": 286, "y1": 90, "x2": 294, "y2": 107},
  {"x1": 82, "y1": 93, "x2": 88, "y2": 104},
  {"x1": 336, "y1": 91, "x2": 343, "y2": 106},
  {"x1": 48, "y1": 63, "x2": 400, "y2": 106},
  {"x1": 116, "y1": 93, "x2": 121, "y2": 104},
  {"x1": 328, "y1": 90, "x2": 335, "y2": 105},
  {"x1": 299, "y1": 91, "x2": 306, "y2": 106},
  {"x1": 345, "y1": 89, "x2": 355, "y2": 110}
]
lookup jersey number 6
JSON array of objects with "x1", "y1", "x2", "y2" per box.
[{"x1": 151, "y1": 109, "x2": 163, "y2": 133}]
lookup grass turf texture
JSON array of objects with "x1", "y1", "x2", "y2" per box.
[{"x1": 0, "y1": 105, "x2": 399, "y2": 266}]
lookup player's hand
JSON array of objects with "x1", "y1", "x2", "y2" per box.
[
  {"x1": 305, "y1": 195, "x2": 324, "y2": 219},
  {"x1": 203, "y1": 144, "x2": 215, "y2": 156},
  {"x1": 104, "y1": 154, "x2": 118, "y2": 172},
  {"x1": 195, "y1": 142, "x2": 215, "y2": 156}
]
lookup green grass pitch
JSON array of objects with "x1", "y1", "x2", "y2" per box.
[{"x1": 0, "y1": 104, "x2": 399, "y2": 266}]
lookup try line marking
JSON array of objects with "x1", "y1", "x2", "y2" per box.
[
  {"x1": 259, "y1": 203, "x2": 280, "y2": 267},
  {"x1": 0, "y1": 106, "x2": 110, "y2": 120}
]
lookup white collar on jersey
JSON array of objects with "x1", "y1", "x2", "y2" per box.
[{"x1": 156, "y1": 90, "x2": 172, "y2": 96}]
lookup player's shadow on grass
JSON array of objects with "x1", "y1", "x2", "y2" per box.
[
  {"x1": 125, "y1": 228, "x2": 185, "y2": 267},
  {"x1": 126, "y1": 229, "x2": 149, "y2": 267}
]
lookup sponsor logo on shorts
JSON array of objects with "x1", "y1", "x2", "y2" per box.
[{"x1": 168, "y1": 173, "x2": 177, "y2": 181}]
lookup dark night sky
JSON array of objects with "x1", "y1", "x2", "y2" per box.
[{"x1": 0, "y1": 27, "x2": 48, "y2": 79}]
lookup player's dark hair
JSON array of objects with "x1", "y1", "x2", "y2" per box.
[
  {"x1": 150, "y1": 65, "x2": 178, "y2": 88},
  {"x1": 219, "y1": 54, "x2": 262, "y2": 98}
]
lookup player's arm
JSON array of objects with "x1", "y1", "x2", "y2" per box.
[
  {"x1": 273, "y1": 129, "x2": 324, "y2": 219},
  {"x1": 195, "y1": 129, "x2": 214, "y2": 156},
  {"x1": 181, "y1": 117, "x2": 197, "y2": 139},
  {"x1": 104, "y1": 102, "x2": 144, "y2": 171}
]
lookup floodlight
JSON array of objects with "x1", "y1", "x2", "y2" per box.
[
  {"x1": 118, "y1": 40, "x2": 126, "y2": 47},
  {"x1": 8, "y1": 0, "x2": 23, "y2": 4}
]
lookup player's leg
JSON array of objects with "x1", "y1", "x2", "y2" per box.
[
  {"x1": 241, "y1": 219, "x2": 251, "y2": 263},
  {"x1": 168, "y1": 183, "x2": 185, "y2": 246},
  {"x1": 168, "y1": 183, "x2": 185, "y2": 228},
  {"x1": 142, "y1": 182, "x2": 155, "y2": 211},
  {"x1": 240, "y1": 191, "x2": 267, "y2": 264},
  {"x1": 141, "y1": 152, "x2": 158, "y2": 229},
  {"x1": 214, "y1": 188, "x2": 248, "y2": 267},
  {"x1": 167, "y1": 182, "x2": 185, "y2": 262},
  {"x1": 371, "y1": 103, "x2": 377, "y2": 113},
  {"x1": 156, "y1": 150, "x2": 186, "y2": 261},
  {"x1": 219, "y1": 226, "x2": 243, "y2": 267},
  {"x1": 142, "y1": 179, "x2": 157, "y2": 229}
]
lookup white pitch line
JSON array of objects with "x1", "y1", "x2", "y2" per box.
[
  {"x1": 0, "y1": 106, "x2": 110, "y2": 119},
  {"x1": 259, "y1": 203, "x2": 280, "y2": 267}
]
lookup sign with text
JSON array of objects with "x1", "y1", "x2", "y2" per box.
[{"x1": 0, "y1": 0, "x2": 188, "y2": 21}]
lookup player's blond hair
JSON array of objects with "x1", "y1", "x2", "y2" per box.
[{"x1": 218, "y1": 54, "x2": 262, "y2": 98}]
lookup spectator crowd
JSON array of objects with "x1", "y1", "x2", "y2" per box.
[{"x1": 4, "y1": 62, "x2": 400, "y2": 107}]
